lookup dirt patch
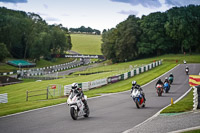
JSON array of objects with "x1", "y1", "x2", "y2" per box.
[{"x1": 0, "y1": 76, "x2": 22, "y2": 87}]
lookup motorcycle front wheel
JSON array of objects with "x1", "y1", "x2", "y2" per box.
[
  {"x1": 135, "y1": 99, "x2": 140, "y2": 108},
  {"x1": 70, "y1": 107, "x2": 78, "y2": 120}
]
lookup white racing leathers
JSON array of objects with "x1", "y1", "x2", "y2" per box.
[{"x1": 67, "y1": 90, "x2": 89, "y2": 120}]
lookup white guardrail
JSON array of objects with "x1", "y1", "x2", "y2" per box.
[
  {"x1": 64, "y1": 60, "x2": 162, "y2": 95},
  {"x1": 0, "y1": 93, "x2": 8, "y2": 103}
]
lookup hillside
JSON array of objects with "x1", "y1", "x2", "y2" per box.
[{"x1": 71, "y1": 34, "x2": 102, "y2": 55}]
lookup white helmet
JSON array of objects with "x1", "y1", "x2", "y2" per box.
[
  {"x1": 71, "y1": 83, "x2": 78, "y2": 89},
  {"x1": 165, "y1": 77, "x2": 168, "y2": 80},
  {"x1": 132, "y1": 81, "x2": 137, "y2": 86}
]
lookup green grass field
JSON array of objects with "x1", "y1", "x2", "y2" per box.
[{"x1": 71, "y1": 34, "x2": 102, "y2": 55}]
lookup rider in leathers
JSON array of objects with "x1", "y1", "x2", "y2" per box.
[
  {"x1": 156, "y1": 78, "x2": 164, "y2": 92},
  {"x1": 70, "y1": 83, "x2": 88, "y2": 110},
  {"x1": 131, "y1": 81, "x2": 146, "y2": 101}
]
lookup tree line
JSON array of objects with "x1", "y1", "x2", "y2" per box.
[
  {"x1": 101, "y1": 5, "x2": 200, "y2": 63},
  {"x1": 69, "y1": 26, "x2": 101, "y2": 35},
  {"x1": 0, "y1": 7, "x2": 72, "y2": 62}
]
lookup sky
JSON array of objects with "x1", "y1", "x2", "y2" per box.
[{"x1": 0, "y1": 0, "x2": 200, "y2": 32}]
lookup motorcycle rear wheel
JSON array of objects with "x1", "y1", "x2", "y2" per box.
[
  {"x1": 158, "y1": 91, "x2": 162, "y2": 96},
  {"x1": 142, "y1": 102, "x2": 145, "y2": 107}
]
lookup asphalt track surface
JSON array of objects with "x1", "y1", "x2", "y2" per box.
[{"x1": 0, "y1": 64, "x2": 199, "y2": 133}]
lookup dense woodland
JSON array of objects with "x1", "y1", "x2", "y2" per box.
[
  {"x1": 101, "y1": 5, "x2": 200, "y2": 63},
  {"x1": 69, "y1": 26, "x2": 101, "y2": 35},
  {"x1": 0, "y1": 7, "x2": 72, "y2": 62}
]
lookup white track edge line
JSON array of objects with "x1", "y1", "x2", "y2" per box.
[{"x1": 168, "y1": 126, "x2": 200, "y2": 133}]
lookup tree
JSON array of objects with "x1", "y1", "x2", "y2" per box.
[
  {"x1": 101, "y1": 15, "x2": 141, "y2": 62},
  {"x1": 0, "y1": 43, "x2": 9, "y2": 62},
  {"x1": 115, "y1": 15, "x2": 141, "y2": 62},
  {"x1": 101, "y1": 28, "x2": 118, "y2": 63},
  {"x1": 0, "y1": 7, "x2": 72, "y2": 61},
  {"x1": 138, "y1": 12, "x2": 173, "y2": 56}
]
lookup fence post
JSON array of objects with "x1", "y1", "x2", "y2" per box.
[
  {"x1": 47, "y1": 87, "x2": 49, "y2": 99},
  {"x1": 26, "y1": 90, "x2": 28, "y2": 101}
]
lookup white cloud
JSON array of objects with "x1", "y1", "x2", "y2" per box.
[
  {"x1": 118, "y1": 10, "x2": 138, "y2": 15},
  {"x1": 165, "y1": 0, "x2": 200, "y2": 6},
  {"x1": 111, "y1": 0, "x2": 162, "y2": 8}
]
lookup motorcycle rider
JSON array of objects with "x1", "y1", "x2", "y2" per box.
[
  {"x1": 131, "y1": 81, "x2": 146, "y2": 101},
  {"x1": 164, "y1": 77, "x2": 170, "y2": 84},
  {"x1": 70, "y1": 83, "x2": 88, "y2": 110},
  {"x1": 185, "y1": 66, "x2": 189, "y2": 74},
  {"x1": 156, "y1": 78, "x2": 164, "y2": 86},
  {"x1": 169, "y1": 73, "x2": 174, "y2": 78},
  {"x1": 164, "y1": 77, "x2": 170, "y2": 89},
  {"x1": 156, "y1": 78, "x2": 164, "y2": 92}
]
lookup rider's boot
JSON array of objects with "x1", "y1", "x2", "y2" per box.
[{"x1": 83, "y1": 99, "x2": 88, "y2": 110}]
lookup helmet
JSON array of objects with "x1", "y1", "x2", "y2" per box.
[
  {"x1": 132, "y1": 81, "x2": 137, "y2": 86},
  {"x1": 71, "y1": 83, "x2": 78, "y2": 89},
  {"x1": 170, "y1": 73, "x2": 173, "y2": 75},
  {"x1": 165, "y1": 77, "x2": 168, "y2": 80}
]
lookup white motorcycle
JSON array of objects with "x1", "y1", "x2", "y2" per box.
[
  {"x1": 67, "y1": 90, "x2": 89, "y2": 120},
  {"x1": 131, "y1": 89, "x2": 145, "y2": 108}
]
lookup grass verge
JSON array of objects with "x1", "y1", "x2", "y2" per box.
[{"x1": 161, "y1": 88, "x2": 193, "y2": 113}]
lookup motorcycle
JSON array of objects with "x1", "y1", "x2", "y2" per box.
[
  {"x1": 67, "y1": 90, "x2": 89, "y2": 120},
  {"x1": 164, "y1": 82, "x2": 170, "y2": 93},
  {"x1": 168, "y1": 76, "x2": 173, "y2": 84},
  {"x1": 131, "y1": 89, "x2": 145, "y2": 108},
  {"x1": 156, "y1": 84, "x2": 163, "y2": 96},
  {"x1": 185, "y1": 68, "x2": 189, "y2": 75}
]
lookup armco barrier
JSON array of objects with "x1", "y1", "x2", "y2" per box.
[{"x1": 64, "y1": 60, "x2": 162, "y2": 95}]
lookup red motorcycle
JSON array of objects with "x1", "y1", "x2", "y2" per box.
[{"x1": 156, "y1": 84, "x2": 163, "y2": 96}]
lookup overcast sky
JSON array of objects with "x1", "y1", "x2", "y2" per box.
[{"x1": 0, "y1": 0, "x2": 200, "y2": 31}]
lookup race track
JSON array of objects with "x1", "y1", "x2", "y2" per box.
[{"x1": 0, "y1": 64, "x2": 199, "y2": 133}]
